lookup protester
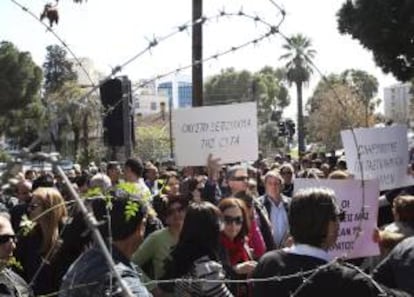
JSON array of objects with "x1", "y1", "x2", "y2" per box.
[
  {"x1": 279, "y1": 163, "x2": 295, "y2": 197},
  {"x1": 373, "y1": 236, "x2": 414, "y2": 296},
  {"x1": 144, "y1": 163, "x2": 160, "y2": 195},
  {"x1": 124, "y1": 158, "x2": 152, "y2": 199},
  {"x1": 106, "y1": 161, "x2": 121, "y2": 186},
  {"x1": 161, "y1": 201, "x2": 233, "y2": 297},
  {"x1": 218, "y1": 198, "x2": 257, "y2": 297},
  {"x1": 133, "y1": 195, "x2": 187, "y2": 281},
  {"x1": 15, "y1": 187, "x2": 69, "y2": 296},
  {"x1": 0, "y1": 213, "x2": 33, "y2": 297},
  {"x1": 59, "y1": 187, "x2": 152, "y2": 297},
  {"x1": 258, "y1": 171, "x2": 291, "y2": 249},
  {"x1": 234, "y1": 192, "x2": 266, "y2": 259},
  {"x1": 252, "y1": 187, "x2": 408, "y2": 297}
]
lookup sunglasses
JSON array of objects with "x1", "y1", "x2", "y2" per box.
[
  {"x1": 231, "y1": 176, "x2": 248, "y2": 182},
  {"x1": 281, "y1": 171, "x2": 293, "y2": 175},
  {"x1": 223, "y1": 215, "x2": 243, "y2": 225},
  {"x1": 0, "y1": 234, "x2": 16, "y2": 244}
]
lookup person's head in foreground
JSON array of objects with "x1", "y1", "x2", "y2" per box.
[{"x1": 289, "y1": 187, "x2": 342, "y2": 250}]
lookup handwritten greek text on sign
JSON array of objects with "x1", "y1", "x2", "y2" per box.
[
  {"x1": 173, "y1": 102, "x2": 258, "y2": 166},
  {"x1": 294, "y1": 179, "x2": 380, "y2": 259},
  {"x1": 341, "y1": 125, "x2": 414, "y2": 191}
]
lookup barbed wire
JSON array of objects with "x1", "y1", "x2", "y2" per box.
[
  {"x1": 271, "y1": 28, "x2": 373, "y2": 296},
  {"x1": 102, "y1": 10, "x2": 284, "y2": 118},
  {"x1": 9, "y1": 0, "x2": 98, "y2": 91},
  {"x1": 5, "y1": 1, "x2": 399, "y2": 296},
  {"x1": 28, "y1": 257, "x2": 392, "y2": 297}
]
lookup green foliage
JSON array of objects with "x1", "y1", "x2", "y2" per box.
[
  {"x1": 204, "y1": 68, "x2": 253, "y2": 106},
  {"x1": 19, "y1": 214, "x2": 37, "y2": 236},
  {"x1": 1, "y1": 98, "x2": 47, "y2": 148},
  {"x1": 307, "y1": 79, "x2": 371, "y2": 150},
  {"x1": 254, "y1": 67, "x2": 290, "y2": 125},
  {"x1": 135, "y1": 125, "x2": 170, "y2": 162},
  {"x1": 337, "y1": 0, "x2": 414, "y2": 81},
  {"x1": 280, "y1": 33, "x2": 316, "y2": 154},
  {"x1": 0, "y1": 41, "x2": 43, "y2": 117},
  {"x1": 85, "y1": 187, "x2": 104, "y2": 198},
  {"x1": 0, "y1": 149, "x2": 11, "y2": 162},
  {"x1": 115, "y1": 182, "x2": 152, "y2": 220},
  {"x1": 307, "y1": 69, "x2": 379, "y2": 114},
  {"x1": 204, "y1": 67, "x2": 289, "y2": 124},
  {"x1": 280, "y1": 34, "x2": 316, "y2": 86},
  {"x1": 124, "y1": 200, "x2": 140, "y2": 221},
  {"x1": 258, "y1": 122, "x2": 284, "y2": 154},
  {"x1": 43, "y1": 45, "x2": 77, "y2": 95},
  {"x1": 7, "y1": 257, "x2": 23, "y2": 272}
]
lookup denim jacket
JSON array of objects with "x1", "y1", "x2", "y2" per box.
[
  {"x1": 0, "y1": 268, "x2": 33, "y2": 297},
  {"x1": 59, "y1": 245, "x2": 152, "y2": 297}
]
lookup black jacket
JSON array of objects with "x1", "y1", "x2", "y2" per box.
[
  {"x1": 252, "y1": 250, "x2": 409, "y2": 297},
  {"x1": 373, "y1": 236, "x2": 414, "y2": 296}
]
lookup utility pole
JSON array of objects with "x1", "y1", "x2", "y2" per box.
[{"x1": 192, "y1": 0, "x2": 203, "y2": 107}]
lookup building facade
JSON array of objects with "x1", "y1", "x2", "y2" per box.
[
  {"x1": 157, "y1": 75, "x2": 192, "y2": 109},
  {"x1": 384, "y1": 83, "x2": 413, "y2": 127}
]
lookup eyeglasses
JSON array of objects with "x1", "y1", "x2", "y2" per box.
[
  {"x1": 27, "y1": 203, "x2": 41, "y2": 211},
  {"x1": 0, "y1": 234, "x2": 16, "y2": 244},
  {"x1": 223, "y1": 215, "x2": 243, "y2": 225},
  {"x1": 281, "y1": 171, "x2": 293, "y2": 175},
  {"x1": 231, "y1": 176, "x2": 248, "y2": 182}
]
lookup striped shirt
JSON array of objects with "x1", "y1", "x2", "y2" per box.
[{"x1": 174, "y1": 256, "x2": 234, "y2": 297}]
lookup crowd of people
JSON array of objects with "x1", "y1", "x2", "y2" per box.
[{"x1": 0, "y1": 151, "x2": 412, "y2": 296}]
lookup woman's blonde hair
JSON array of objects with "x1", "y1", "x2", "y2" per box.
[{"x1": 32, "y1": 187, "x2": 67, "y2": 255}]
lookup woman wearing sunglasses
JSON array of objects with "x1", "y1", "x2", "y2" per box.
[
  {"x1": 218, "y1": 198, "x2": 257, "y2": 297},
  {"x1": 15, "y1": 187, "x2": 69, "y2": 296}
]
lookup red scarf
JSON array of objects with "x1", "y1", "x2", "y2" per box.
[{"x1": 220, "y1": 233, "x2": 249, "y2": 266}]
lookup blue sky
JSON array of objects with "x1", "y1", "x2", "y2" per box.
[{"x1": 1, "y1": 0, "x2": 398, "y2": 118}]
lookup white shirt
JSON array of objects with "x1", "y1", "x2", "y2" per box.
[
  {"x1": 268, "y1": 196, "x2": 289, "y2": 247},
  {"x1": 284, "y1": 244, "x2": 331, "y2": 262}
]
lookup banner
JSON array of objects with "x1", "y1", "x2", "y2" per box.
[
  {"x1": 294, "y1": 179, "x2": 380, "y2": 259},
  {"x1": 341, "y1": 125, "x2": 414, "y2": 191},
  {"x1": 172, "y1": 102, "x2": 258, "y2": 166}
]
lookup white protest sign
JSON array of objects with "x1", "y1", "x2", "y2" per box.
[
  {"x1": 341, "y1": 125, "x2": 414, "y2": 191},
  {"x1": 172, "y1": 102, "x2": 258, "y2": 166},
  {"x1": 294, "y1": 179, "x2": 380, "y2": 259}
]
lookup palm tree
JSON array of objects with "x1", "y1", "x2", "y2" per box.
[{"x1": 280, "y1": 34, "x2": 316, "y2": 155}]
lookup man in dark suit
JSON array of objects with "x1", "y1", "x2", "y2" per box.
[{"x1": 252, "y1": 188, "x2": 409, "y2": 297}]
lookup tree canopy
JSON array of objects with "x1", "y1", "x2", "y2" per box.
[
  {"x1": 204, "y1": 67, "x2": 289, "y2": 125},
  {"x1": 43, "y1": 45, "x2": 77, "y2": 95},
  {"x1": 0, "y1": 41, "x2": 42, "y2": 117},
  {"x1": 280, "y1": 33, "x2": 316, "y2": 154},
  {"x1": 337, "y1": 0, "x2": 414, "y2": 81},
  {"x1": 307, "y1": 69, "x2": 379, "y2": 115},
  {"x1": 307, "y1": 69, "x2": 380, "y2": 150}
]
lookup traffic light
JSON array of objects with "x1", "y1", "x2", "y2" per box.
[
  {"x1": 278, "y1": 121, "x2": 287, "y2": 136},
  {"x1": 286, "y1": 119, "x2": 296, "y2": 139}
]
